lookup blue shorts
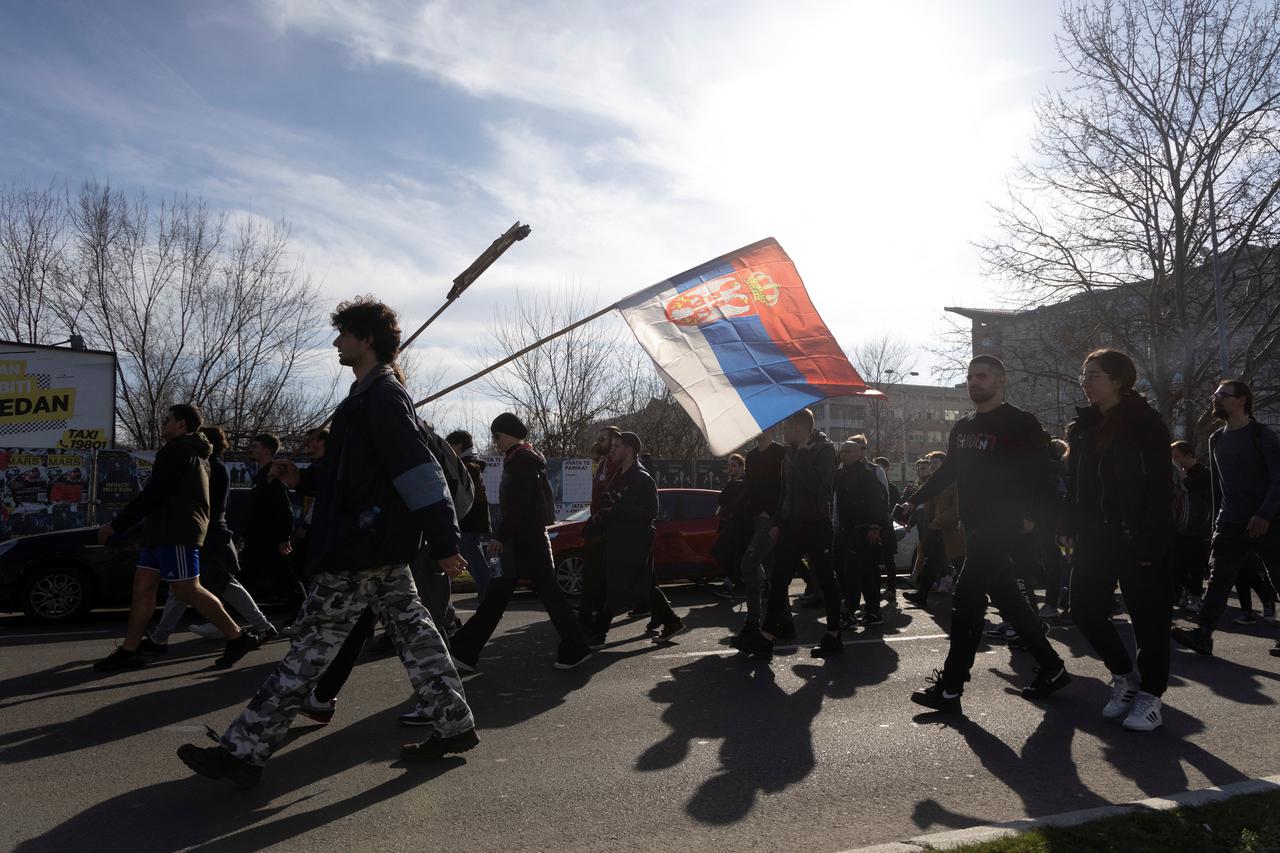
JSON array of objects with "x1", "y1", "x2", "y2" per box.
[{"x1": 137, "y1": 546, "x2": 201, "y2": 582}]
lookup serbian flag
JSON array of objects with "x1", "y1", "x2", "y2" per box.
[{"x1": 617, "y1": 238, "x2": 877, "y2": 455}]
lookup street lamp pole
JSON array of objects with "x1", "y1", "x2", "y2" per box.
[{"x1": 886, "y1": 369, "x2": 919, "y2": 482}]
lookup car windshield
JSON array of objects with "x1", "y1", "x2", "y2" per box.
[{"x1": 563, "y1": 506, "x2": 592, "y2": 523}]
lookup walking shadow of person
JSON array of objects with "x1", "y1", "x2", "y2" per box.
[
  {"x1": 637, "y1": 639, "x2": 900, "y2": 826},
  {"x1": 13, "y1": 706, "x2": 466, "y2": 852}
]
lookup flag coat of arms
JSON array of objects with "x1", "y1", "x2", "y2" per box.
[{"x1": 617, "y1": 238, "x2": 873, "y2": 455}]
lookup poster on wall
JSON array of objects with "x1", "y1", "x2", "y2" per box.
[
  {"x1": 0, "y1": 341, "x2": 117, "y2": 450},
  {"x1": 0, "y1": 447, "x2": 92, "y2": 537},
  {"x1": 560, "y1": 458, "x2": 593, "y2": 504}
]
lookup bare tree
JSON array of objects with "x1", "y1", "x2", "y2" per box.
[
  {"x1": 981, "y1": 0, "x2": 1280, "y2": 441},
  {"x1": 483, "y1": 288, "x2": 629, "y2": 457},
  {"x1": 611, "y1": 346, "x2": 710, "y2": 458},
  {"x1": 0, "y1": 182, "x2": 69, "y2": 344},
  {"x1": 58, "y1": 181, "x2": 331, "y2": 448},
  {"x1": 851, "y1": 334, "x2": 917, "y2": 457}
]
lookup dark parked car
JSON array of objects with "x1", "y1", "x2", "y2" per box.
[
  {"x1": 0, "y1": 491, "x2": 277, "y2": 623},
  {"x1": 0, "y1": 527, "x2": 142, "y2": 622}
]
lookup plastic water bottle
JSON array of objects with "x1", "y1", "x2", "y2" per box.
[{"x1": 357, "y1": 505, "x2": 381, "y2": 530}]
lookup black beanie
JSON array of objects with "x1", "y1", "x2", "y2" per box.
[{"x1": 491, "y1": 412, "x2": 528, "y2": 440}]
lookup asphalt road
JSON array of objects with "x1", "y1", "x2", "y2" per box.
[{"x1": 2, "y1": 584, "x2": 1278, "y2": 852}]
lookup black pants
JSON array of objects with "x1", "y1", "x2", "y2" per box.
[
  {"x1": 593, "y1": 573, "x2": 677, "y2": 637},
  {"x1": 1071, "y1": 524, "x2": 1173, "y2": 696},
  {"x1": 941, "y1": 526, "x2": 1061, "y2": 691},
  {"x1": 1235, "y1": 554, "x2": 1278, "y2": 613},
  {"x1": 1174, "y1": 535, "x2": 1210, "y2": 599},
  {"x1": 1200, "y1": 523, "x2": 1280, "y2": 633},
  {"x1": 714, "y1": 518, "x2": 751, "y2": 587},
  {"x1": 578, "y1": 536, "x2": 607, "y2": 627},
  {"x1": 914, "y1": 529, "x2": 948, "y2": 596},
  {"x1": 837, "y1": 527, "x2": 881, "y2": 618},
  {"x1": 313, "y1": 562, "x2": 454, "y2": 703},
  {"x1": 765, "y1": 518, "x2": 840, "y2": 634},
  {"x1": 450, "y1": 533, "x2": 588, "y2": 663},
  {"x1": 244, "y1": 542, "x2": 307, "y2": 611},
  {"x1": 1040, "y1": 531, "x2": 1068, "y2": 610}
]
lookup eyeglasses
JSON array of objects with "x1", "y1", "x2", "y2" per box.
[{"x1": 1212, "y1": 390, "x2": 1238, "y2": 399}]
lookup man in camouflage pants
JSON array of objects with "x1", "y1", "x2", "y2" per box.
[{"x1": 178, "y1": 297, "x2": 477, "y2": 788}]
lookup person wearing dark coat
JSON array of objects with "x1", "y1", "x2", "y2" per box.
[
  {"x1": 834, "y1": 439, "x2": 892, "y2": 625},
  {"x1": 448, "y1": 412, "x2": 592, "y2": 671},
  {"x1": 1065, "y1": 349, "x2": 1174, "y2": 732},
  {"x1": 591, "y1": 432, "x2": 685, "y2": 644}
]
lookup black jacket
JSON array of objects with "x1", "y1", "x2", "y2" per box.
[
  {"x1": 834, "y1": 461, "x2": 891, "y2": 532},
  {"x1": 112, "y1": 431, "x2": 212, "y2": 548},
  {"x1": 494, "y1": 443, "x2": 552, "y2": 543},
  {"x1": 744, "y1": 441, "x2": 785, "y2": 517},
  {"x1": 208, "y1": 455, "x2": 232, "y2": 538},
  {"x1": 300, "y1": 365, "x2": 459, "y2": 573},
  {"x1": 775, "y1": 430, "x2": 836, "y2": 526},
  {"x1": 1065, "y1": 393, "x2": 1174, "y2": 564},
  {"x1": 603, "y1": 462, "x2": 659, "y2": 608},
  {"x1": 458, "y1": 450, "x2": 492, "y2": 536},
  {"x1": 1181, "y1": 461, "x2": 1212, "y2": 539},
  {"x1": 246, "y1": 466, "x2": 294, "y2": 548}
]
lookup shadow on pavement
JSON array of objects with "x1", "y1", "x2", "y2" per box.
[
  {"x1": 13, "y1": 706, "x2": 466, "y2": 853},
  {"x1": 637, "y1": 637, "x2": 901, "y2": 826}
]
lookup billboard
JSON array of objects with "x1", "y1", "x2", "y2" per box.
[
  {"x1": 0, "y1": 341, "x2": 117, "y2": 450},
  {"x1": 0, "y1": 448, "x2": 93, "y2": 538}
]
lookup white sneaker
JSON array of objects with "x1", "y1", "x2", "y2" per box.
[
  {"x1": 189, "y1": 622, "x2": 223, "y2": 640},
  {"x1": 1102, "y1": 673, "x2": 1139, "y2": 720},
  {"x1": 1038, "y1": 604, "x2": 1059, "y2": 619},
  {"x1": 1122, "y1": 691, "x2": 1163, "y2": 731}
]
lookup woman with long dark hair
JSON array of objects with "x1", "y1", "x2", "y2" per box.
[{"x1": 1064, "y1": 349, "x2": 1174, "y2": 731}]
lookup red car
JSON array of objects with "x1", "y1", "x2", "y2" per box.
[{"x1": 544, "y1": 488, "x2": 722, "y2": 596}]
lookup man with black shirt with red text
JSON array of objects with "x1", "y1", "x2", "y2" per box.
[{"x1": 899, "y1": 356, "x2": 1069, "y2": 712}]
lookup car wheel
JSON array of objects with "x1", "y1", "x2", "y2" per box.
[
  {"x1": 22, "y1": 564, "x2": 95, "y2": 623},
  {"x1": 554, "y1": 553, "x2": 584, "y2": 598}
]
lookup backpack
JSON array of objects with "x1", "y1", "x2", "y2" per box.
[{"x1": 419, "y1": 420, "x2": 475, "y2": 520}]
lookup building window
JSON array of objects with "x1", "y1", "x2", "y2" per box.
[
  {"x1": 927, "y1": 431, "x2": 943, "y2": 444},
  {"x1": 944, "y1": 410, "x2": 961, "y2": 422}
]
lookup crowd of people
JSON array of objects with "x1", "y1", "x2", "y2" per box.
[{"x1": 83, "y1": 295, "x2": 1280, "y2": 787}]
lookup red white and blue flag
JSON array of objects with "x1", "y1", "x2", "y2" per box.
[{"x1": 617, "y1": 238, "x2": 876, "y2": 455}]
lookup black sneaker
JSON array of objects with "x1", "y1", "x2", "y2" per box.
[
  {"x1": 398, "y1": 707, "x2": 434, "y2": 726},
  {"x1": 93, "y1": 646, "x2": 146, "y2": 671},
  {"x1": 902, "y1": 590, "x2": 928, "y2": 609},
  {"x1": 177, "y1": 743, "x2": 262, "y2": 789},
  {"x1": 771, "y1": 623, "x2": 798, "y2": 641},
  {"x1": 1270, "y1": 642, "x2": 1280, "y2": 658},
  {"x1": 862, "y1": 611, "x2": 884, "y2": 626},
  {"x1": 643, "y1": 619, "x2": 662, "y2": 634},
  {"x1": 734, "y1": 625, "x2": 773, "y2": 659},
  {"x1": 587, "y1": 635, "x2": 606, "y2": 651},
  {"x1": 810, "y1": 633, "x2": 844, "y2": 658},
  {"x1": 214, "y1": 630, "x2": 260, "y2": 669},
  {"x1": 298, "y1": 691, "x2": 336, "y2": 724},
  {"x1": 1171, "y1": 626, "x2": 1214, "y2": 656},
  {"x1": 254, "y1": 623, "x2": 279, "y2": 643},
  {"x1": 400, "y1": 727, "x2": 480, "y2": 761},
  {"x1": 137, "y1": 636, "x2": 169, "y2": 656},
  {"x1": 1020, "y1": 664, "x2": 1071, "y2": 700},
  {"x1": 911, "y1": 669, "x2": 962, "y2": 712},
  {"x1": 628, "y1": 607, "x2": 651, "y2": 618},
  {"x1": 653, "y1": 619, "x2": 687, "y2": 643},
  {"x1": 553, "y1": 645, "x2": 592, "y2": 670}
]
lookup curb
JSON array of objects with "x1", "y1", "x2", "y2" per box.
[{"x1": 839, "y1": 773, "x2": 1280, "y2": 852}]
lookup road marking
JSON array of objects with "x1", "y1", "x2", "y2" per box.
[
  {"x1": 1, "y1": 629, "x2": 121, "y2": 641},
  {"x1": 655, "y1": 632, "x2": 950, "y2": 659}
]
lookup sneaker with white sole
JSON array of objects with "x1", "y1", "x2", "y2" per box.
[
  {"x1": 399, "y1": 707, "x2": 434, "y2": 727},
  {"x1": 1102, "y1": 673, "x2": 1139, "y2": 720},
  {"x1": 189, "y1": 622, "x2": 223, "y2": 640},
  {"x1": 1121, "y1": 691, "x2": 1162, "y2": 731},
  {"x1": 298, "y1": 691, "x2": 336, "y2": 724}
]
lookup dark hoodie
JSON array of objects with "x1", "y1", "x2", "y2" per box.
[
  {"x1": 112, "y1": 431, "x2": 212, "y2": 548},
  {"x1": 1065, "y1": 392, "x2": 1174, "y2": 563},
  {"x1": 775, "y1": 430, "x2": 837, "y2": 526},
  {"x1": 494, "y1": 442, "x2": 551, "y2": 543}
]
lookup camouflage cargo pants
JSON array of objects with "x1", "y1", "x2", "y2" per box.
[{"x1": 221, "y1": 564, "x2": 473, "y2": 766}]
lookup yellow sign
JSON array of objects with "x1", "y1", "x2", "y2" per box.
[
  {"x1": 0, "y1": 359, "x2": 76, "y2": 425},
  {"x1": 57, "y1": 428, "x2": 109, "y2": 450}
]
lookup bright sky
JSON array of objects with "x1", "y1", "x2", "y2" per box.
[{"x1": 1, "y1": 1, "x2": 1062, "y2": 417}]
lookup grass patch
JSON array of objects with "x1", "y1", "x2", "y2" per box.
[{"x1": 945, "y1": 789, "x2": 1280, "y2": 852}]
